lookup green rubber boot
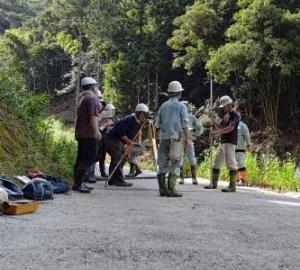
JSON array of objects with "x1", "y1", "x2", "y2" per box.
[
  {"x1": 157, "y1": 174, "x2": 168, "y2": 196},
  {"x1": 179, "y1": 167, "x2": 184, "y2": 185},
  {"x1": 191, "y1": 165, "x2": 198, "y2": 185},
  {"x1": 167, "y1": 175, "x2": 183, "y2": 197},
  {"x1": 204, "y1": 169, "x2": 220, "y2": 189},
  {"x1": 222, "y1": 170, "x2": 237, "y2": 192}
]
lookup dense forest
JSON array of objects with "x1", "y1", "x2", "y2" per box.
[{"x1": 0, "y1": 0, "x2": 299, "y2": 159}]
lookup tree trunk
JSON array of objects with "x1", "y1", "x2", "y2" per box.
[
  {"x1": 147, "y1": 72, "x2": 150, "y2": 105},
  {"x1": 154, "y1": 72, "x2": 159, "y2": 112},
  {"x1": 44, "y1": 63, "x2": 50, "y2": 97}
]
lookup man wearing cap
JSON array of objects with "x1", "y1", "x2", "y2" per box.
[
  {"x1": 179, "y1": 101, "x2": 203, "y2": 185},
  {"x1": 204, "y1": 95, "x2": 240, "y2": 192},
  {"x1": 156, "y1": 81, "x2": 191, "y2": 197},
  {"x1": 73, "y1": 77, "x2": 102, "y2": 193},
  {"x1": 106, "y1": 103, "x2": 149, "y2": 186}
]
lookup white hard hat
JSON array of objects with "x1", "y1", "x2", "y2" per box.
[
  {"x1": 105, "y1": 104, "x2": 115, "y2": 111},
  {"x1": 81, "y1": 77, "x2": 97, "y2": 87},
  {"x1": 100, "y1": 110, "x2": 113, "y2": 119},
  {"x1": 96, "y1": 90, "x2": 102, "y2": 98},
  {"x1": 167, "y1": 81, "x2": 184, "y2": 93},
  {"x1": 135, "y1": 103, "x2": 149, "y2": 113},
  {"x1": 219, "y1": 95, "x2": 233, "y2": 108}
]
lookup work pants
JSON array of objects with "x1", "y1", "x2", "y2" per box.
[
  {"x1": 213, "y1": 143, "x2": 238, "y2": 171},
  {"x1": 106, "y1": 138, "x2": 125, "y2": 181},
  {"x1": 157, "y1": 139, "x2": 184, "y2": 176},
  {"x1": 235, "y1": 151, "x2": 246, "y2": 171},
  {"x1": 184, "y1": 140, "x2": 197, "y2": 166},
  {"x1": 73, "y1": 138, "x2": 99, "y2": 188}
]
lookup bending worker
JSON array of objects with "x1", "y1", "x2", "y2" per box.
[
  {"x1": 179, "y1": 101, "x2": 203, "y2": 185},
  {"x1": 156, "y1": 81, "x2": 191, "y2": 197},
  {"x1": 204, "y1": 95, "x2": 240, "y2": 192},
  {"x1": 106, "y1": 103, "x2": 149, "y2": 186}
]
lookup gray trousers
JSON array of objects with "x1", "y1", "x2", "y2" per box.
[
  {"x1": 184, "y1": 141, "x2": 197, "y2": 166},
  {"x1": 235, "y1": 151, "x2": 246, "y2": 169},
  {"x1": 157, "y1": 139, "x2": 183, "y2": 176}
]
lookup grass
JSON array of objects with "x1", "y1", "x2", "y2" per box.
[{"x1": 184, "y1": 148, "x2": 300, "y2": 192}]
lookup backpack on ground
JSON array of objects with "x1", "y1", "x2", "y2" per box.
[
  {"x1": 22, "y1": 178, "x2": 54, "y2": 200},
  {"x1": 0, "y1": 176, "x2": 24, "y2": 199},
  {"x1": 45, "y1": 176, "x2": 69, "y2": 194}
]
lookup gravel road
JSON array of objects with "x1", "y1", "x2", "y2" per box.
[{"x1": 1, "y1": 173, "x2": 300, "y2": 270}]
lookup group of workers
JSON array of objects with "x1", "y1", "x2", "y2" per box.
[{"x1": 72, "y1": 76, "x2": 251, "y2": 196}]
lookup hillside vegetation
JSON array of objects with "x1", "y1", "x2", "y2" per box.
[{"x1": 0, "y1": 0, "x2": 298, "y2": 188}]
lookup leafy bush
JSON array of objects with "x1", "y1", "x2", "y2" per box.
[
  {"x1": 34, "y1": 117, "x2": 76, "y2": 180},
  {"x1": 0, "y1": 90, "x2": 48, "y2": 127}
]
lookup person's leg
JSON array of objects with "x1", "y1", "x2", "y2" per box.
[
  {"x1": 125, "y1": 150, "x2": 136, "y2": 177},
  {"x1": 222, "y1": 143, "x2": 238, "y2": 192},
  {"x1": 168, "y1": 148, "x2": 184, "y2": 197},
  {"x1": 204, "y1": 144, "x2": 224, "y2": 189},
  {"x1": 99, "y1": 139, "x2": 108, "y2": 177},
  {"x1": 236, "y1": 152, "x2": 246, "y2": 186},
  {"x1": 186, "y1": 142, "x2": 198, "y2": 184},
  {"x1": 179, "y1": 146, "x2": 188, "y2": 185},
  {"x1": 85, "y1": 164, "x2": 96, "y2": 183},
  {"x1": 73, "y1": 139, "x2": 96, "y2": 193},
  {"x1": 157, "y1": 140, "x2": 170, "y2": 196},
  {"x1": 106, "y1": 139, "x2": 132, "y2": 186},
  {"x1": 179, "y1": 166, "x2": 184, "y2": 184}
]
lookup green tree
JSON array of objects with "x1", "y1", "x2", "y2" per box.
[
  {"x1": 167, "y1": 0, "x2": 237, "y2": 71},
  {"x1": 207, "y1": 0, "x2": 300, "y2": 130}
]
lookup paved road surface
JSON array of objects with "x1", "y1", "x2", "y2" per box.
[{"x1": 1, "y1": 173, "x2": 300, "y2": 270}]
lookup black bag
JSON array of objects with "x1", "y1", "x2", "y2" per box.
[
  {"x1": 22, "y1": 178, "x2": 54, "y2": 200},
  {"x1": 45, "y1": 176, "x2": 69, "y2": 194}
]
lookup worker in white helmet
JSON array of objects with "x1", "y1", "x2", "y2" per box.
[
  {"x1": 155, "y1": 81, "x2": 191, "y2": 197},
  {"x1": 104, "y1": 104, "x2": 116, "y2": 117},
  {"x1": 73, "y1": 77, "x2": 101, "y2": 193},
  {"x1": 105, "y1": 103, "x2": 149, "y2": 186},
  {"x1": 204, "y1": 95, "x2": 240, "y2": 192}
]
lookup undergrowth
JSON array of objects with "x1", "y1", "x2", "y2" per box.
[{"x1": 183, "y1": 149, "x2": 300, "y2": 192}]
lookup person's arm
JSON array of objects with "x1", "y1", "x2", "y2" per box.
[
  {"x1": 193, "y1": 116, "x2": 204, "y2": 136},
  {"x1": 211, "y1": 112, "x2": 238, "y2": 137},
  {"x1": 121, "y1": 135, "x2": 134, "y2": 145},
  {"x1": 181, "y1": 105, "x2": 191, "y2": 142},
  {"x1": 117, "y1": 117, "x2": 137, "y2": 144},
  {"x1": 243, "y1": 124, "x2": 252, "y2": 151},
  {"x1": 88, "y1": 98, "x2": 101, "y2": 139},
  {"x1": 91, "y1": 115, "x2": 101, "y2": 139}
]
